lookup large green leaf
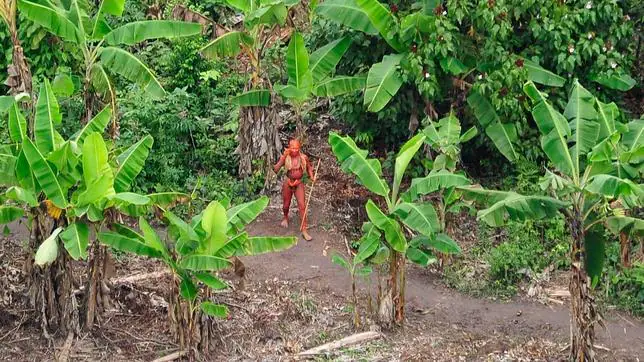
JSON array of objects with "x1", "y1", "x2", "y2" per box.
[
  {"x1": 74, "y1": 106, "x2": 112, "y2": 145},
  {"x1": 8, "y1": 103, "x2": 27, "y2": 143},
  {"x1": 213, "y1": 232, "x2": 247, "y2": 258},
  {"x1": 22, "y1": 138, "x2": 67, "y2": 208},
  {"x1": 196, "y1": 272, "x2": 229, "y2": 290},
  {"x1": 200, "y1": 201, "x2": 229, "y2": 254},
  {"x1": 231, "y1": 89, "x2": 271, "y2": 106},
  {"x1": 274, "y1": 84, "x2": 309, "y2": 102},
  {"x1": 406, "y1": 247, "x2": 435, "y2": 266},
  {"x1": 82, "y1": 133, "x2": 112, "y2": 185},
  {"x1": 240, "y1": 236, "x2": 297, "y2": 255},
  {"x1": 114, "y1": 135, "x2": 153, "y2": 192},
  {"x1": 5, "y1": 186, "x2": 38, "y2": 207},
  {"x1": 584, "y1": 226, "x2": 605, "y2": 287},
  {"x1": 179, "y1": 255, "x2": 231, "y2": 271},
  {"x1": 138, "y1": 216, "x2": 168, "y2": 257},
  {"x1": 563, "y1": 80, "x2": 599, "y2": 174},
  {"x1": 200, "y1": 31, "x2": 253, "y2": 59},
  {"x1": 99, "y1": 231, "x2": 163, "y2": 258},
  {"x1": 418, "y1": 233, "x2": 461, "y2": 254},
  {"x1": 18, "y1": 0, "x2": 80, "y2": 42},
  {"x1": 0, "y1": 206, "x2": 24, "y2": 224},
  {"x1": 201, "y1": 302, "x2": 229, "y2": 318},
  {"x1": 355, "y1": 0, "x2": 403, "y2": 52},
  {"x1": 34, "y1": 79, "x2": 62, "y2": 155},
  {"x1": 286, "y1": 32, "x2": 311, "y2": 91},
  {"x1": 68, "y1": 0, "x2": 90, "y2": 42},
  {"x1": 392, "y1": 133, "x2": 425, "y2": 202},
  {"x1": 0, "y1": 154, "x2": 17, "y2": 187},
  {"x1": 328, "y1": 132, "x2": 389, "y2": 197},
  {"x1": 522, "y1": 58, "x2": 565, "y2": 87},
  {"x1": 524, "y1": 81, "x2": 576, "y2": 177},
  {"x1": 459, "y1": 187, "x2": 568, "y2": 227},
  {"x1": 364, "y1": 54, "x2": 403, "y2": 112},
  {"x1": 105, "y1": 21, "x2": 201, "y2": 45},
  {"x1": 402, "y1": 170, "x2": 470, "y2": 202},
  {"x1": 14, "y1": 151, "x2": 35, "y2": 191},
  {"x1": 605, "y1": 216, "x2": 644, "y2": 236},
  {"x1": 60, "y1": 222, "x2": 90, "y2": 260},
  {"x1": 316, "y1": 0, "x2": 378, "y2": 35},
  {"x1": 354, "y1": 222, "x2": 381, "y2": 263},
  {"x1": 590, "y1": 73, "x2": 636, "y2": 91},
  {"x1": 227, "y1": 196, "x2": 269, "y2": 234},
  {"x1": 594, "y1": 100, "x2": 618, "y2": 139},
  {"x1": 366, "y1": 199, "x2": 406, "y2": 252},
  {"x1": 245, "y1": 2, "x2": 288, "y2": 27},
  {"x1": 90, "y1": 63, "x2": 116, "y2": 100},
  {"x1": 109, "y1": 192, "x2": 150, "y2": 205},
  {"x1": 312, "y1": 76, "x2": 366, "y2": 97},
  {"x1": 99, "y1": 47, "x2": 165, "y2": 99},
  {"x1": 586, "y1": 175, "x2": 642, "y2": 207},
  {"x1": 179, "y1": 277, "x2": 197, "y2": 301},
  {"x1": 34, "y1": 227, "x2": 63, "y2": 266},
  {"x1": 223, "y1": 0, "x2": 251, "y2": 12},
  {"x1": 392, "y1": 202, "x2": 439, "y2": 237},
  {"x1": 622, "y1": 118, "x2": 643, "y2": 153},
  {"x1": 467, "y1": 91, "x2": 518, "y2": 162},
  {"x1": 309, "y1": 37, "x2": 352, "y2": 83},
  {"x1": 0, "y1": 96, "x2": 14, "y2": 113},
  {"x1": 76, "y1": 174, "x2": 114, "y2": 206}
]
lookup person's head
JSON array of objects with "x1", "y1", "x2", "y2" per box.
[{"x1": 288, "y1": 139, "x2": 301, "y2": 157}]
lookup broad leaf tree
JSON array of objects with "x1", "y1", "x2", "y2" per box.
[
  {"x1": 100, "y1": 196, "x2": 297, "y2": 359},
  {"x1": 18, "y1": 0, "x2": 201, "y2": 131},
  {"x1": 461, "y1": 80, "x2": 643, "y2": 361},
  {"x1": 200, "y1": 0, "x2": 301, "y2": 179},
  {"x1": 329, "y1": 130, "x2": 468, "y2": 325},
  {"x1": 274, "y1": 31, "x2": 365, "y2": 138},
  {"x1": 317, "y1": 0, "x2": 566, "y2": 162}
]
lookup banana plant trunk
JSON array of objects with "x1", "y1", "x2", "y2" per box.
[
  {"x1": 168, "y1": 277, "x2": 215, "y2": 361},
  {"x1": 569, "y1": 213, "x2": 597, "y2": 362},
  {"x1": 236, "y1": 80, "x2": 281, "y2": 188},
  {"x1": 27, "y1": 211, "x2": 80, "y2": 338},
  {"x1": 83, "y1": 241, "x2": 112, "y2": 330},
  {"x1": 6, "y1": 21, "x2": 33, "y2": 96},
  {"x1": 378, "y1": 251, "x2": 405, "y2": 326}
]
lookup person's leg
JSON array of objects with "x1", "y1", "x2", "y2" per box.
[
  {"x1": 281, "y1": 180, "x2": 292, "y2": 228},
  {"x1": 295, "y1": 183, "x2": 312, "y2": 240}
]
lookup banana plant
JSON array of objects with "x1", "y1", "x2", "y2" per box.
[
  {"x1": 0, "y1": 78, "x2": 184, "y2": 333},
  {"x1": 329, "y1": 130, "x2": 469, "y2": 325},
  {"x1": 274, "y1": 31, "x2": 365, "y2": 135},
  {"x1": 460, "y1": 80, "x2": 643, "y2": 361},
  {"x1": 317, "y1": 0, "x2": 565, "y2": 162},
  {"x1": 0, "y1": 0, "x2": 33, "y2": 95},
  {"x1": 200, "y1": 0, "x2": 301, "y2": 178},
  {"x1": 410, "y1": 112, "x2": 477, "y2": 241},
  {"x1": 18, "y1": 0, "x2": 202, "y2": 124},
  {"x1": 99, "y1": 196, "x2": 297, "y2": 357}
]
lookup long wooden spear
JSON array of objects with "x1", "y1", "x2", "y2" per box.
[{"x1": 300, "y1": 158, "x2": 321, "y2": 232}]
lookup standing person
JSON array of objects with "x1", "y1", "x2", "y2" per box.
[{"x1": 273, "y1": 139, "x2": 315, "y2": 241}]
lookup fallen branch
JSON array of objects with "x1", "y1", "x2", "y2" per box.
[
  {"x1": 151, "y1": 351, "x2": 186, "y2": 362},
  {"x1": 57, "y1": 332, "x2": 74, "y2": 362},
  {"x1": 298, "y1": 331, "x2": 382, "y2": 356},
  {"x1": 110, "y1": 271, "x2": 169, "y2": 285}
]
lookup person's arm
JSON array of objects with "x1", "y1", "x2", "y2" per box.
[
  {"x1": 306, "y1": 155, "x2": 315, "y2": 180},
  {"x1": 273, "y1": 150, "x2": 288, "y2": 173}
]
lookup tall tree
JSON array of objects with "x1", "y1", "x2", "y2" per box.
[
  {"x1": 18, "y1": 0, "x2": 202, "y2": 131},
  {"x1": 200, "y1": 0, "x2": 300, "y2": 180},
  {"x1": 462, "y1": 80, "x2": 643, "y2": 361}
]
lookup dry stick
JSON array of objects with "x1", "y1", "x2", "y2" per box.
[
  {"x1": 151, "y1": 350, "x2": 187, "y2": 362},
  {"x1": 298, "y1": 331, "x2": 382, "y2": 356},
  {"x1": 300, "y1": 159, "x2": 322, "y2": 232},
  {"x1": 57, "y1": 332, "x2": 74, "y2": 362}
]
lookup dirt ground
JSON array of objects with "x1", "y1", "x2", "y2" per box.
[{"x1": 1, "y1": 121, "x2": 643, "y2": 361}]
